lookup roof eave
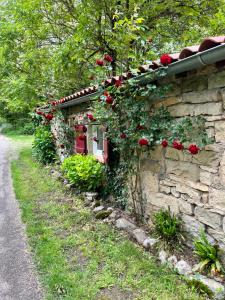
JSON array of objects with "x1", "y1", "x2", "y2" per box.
[{"x1": 59, "y1": 44, "x2": 225, "y2": 109}]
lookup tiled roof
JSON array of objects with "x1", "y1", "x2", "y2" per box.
[{"x1": 52, "y1": 36, "x2": 225, "y2": 106}]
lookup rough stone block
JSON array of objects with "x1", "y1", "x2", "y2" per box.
[
  {"x1": 223, "y1": 217, "x2": 225, "y2": 232},
  {"x1": 208, "y1": 70, "x2": 225, "y2": 89},
  {"x1": 201, "y1": 193, "x2": 209, "y2": 204},
  {"x1": 200, "y1": 165, "x2": 218, "y2": 173},
  {"x1": 209, "y1": 188, "x2": 225, "y2": 211},
  {"x1": 219, "y1": 152, "x2": 225, "y2": 185},
  {"x1": 176, "y1": 184, "x2": 202, "y2": 201},
  {"x1": 182, "y1": 89, "x2": 221, "y2": 104},
  {"x1": 181, "y1": 214, "x2": 205, "y2": 237},
  {"x1": 200, "y1": 170, "x2": 213, "y2": 185},
  {"x1": 171, "y1": 187, "x2": 180, "y2": 198},
  {"x1": 159, "y1": 185, "x2": 170, "y2": 194},
  {"x1": 165, "y1": 147, "x2": 191, "y2": 162},
  {"x1": 195, "y1": 206, "x2": 222, "y2": 229},
  {"x1": 147, "y1": 193, "x2": 179, "y2": 214},
  {"x1": 168, "y1": 102, "x2": 222, "y2": 117},
  {"x1": 141, "y1": 171, "x2": 159, "y2": 193},
  {"x1": 166, "y1": 160, "x2": 200, "y2": 181},
  {"x1": 192, "y1": 150, "x2": 220, "y2": 167},
  {"x1": 184, "y1": 180, "x2": 209, "y2": 192},
  {"x1": 154, "y1": 96, "x2": 182, "y2": 108},
  {"x1": 221, "y1": 88, "x2": 225, "y2": 109},
  {"x1": 215, "y1": 121, "x2": 225, "y2": 142},
  {"x1": 207, "y1": 228, "x2": 225, "y2": 245},
  {"x1": 178, "y1": 199, "x2": 194, "y2": 215},
  {"x1": 149, "y1": 145, "x2": 164, "y2": 161},
  {"x1": 160, "y1": 179, "x2": 176, "y2": 187},
  {"x1": 182, "y1": 75, "x2": 207, "y2": 93},
  {"x1": 141, "y1": 159, "x2": 163, "y2": 174},
  {"x1": 131, "y1": 228, "x2": 148, "y2": 244}
]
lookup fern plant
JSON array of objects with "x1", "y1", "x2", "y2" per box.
[
  {"x1": 193, "y1": 230, "x2": 223, "y2": 275},
  {"x1": 153, "y1": 209, "x2": 184, "y2": 250}
]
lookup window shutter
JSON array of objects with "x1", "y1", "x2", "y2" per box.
[
  {"x1": 75, "y1": 125, "x2": 87, "y2": 154},
  {"x1": 103, "y1": 137, "x2": 108, "y2": 163}
]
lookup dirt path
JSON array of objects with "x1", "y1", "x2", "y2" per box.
[{"x1": 0, "y1": 135, "x2": 42, "y2": 300}]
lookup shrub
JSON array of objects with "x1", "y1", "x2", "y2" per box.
[
  {"x1": 153, "y1": 209, "x2": 184, "y2": 250},
  {"x1": 61, "y1": 154, "x2": 104, "y2": 192},
  {"x1": 32, "y1": 126, "x2": 56, "y2": 164},
  {"x1": 193, "y1": 230, "x2": 223, "y2": 275}
]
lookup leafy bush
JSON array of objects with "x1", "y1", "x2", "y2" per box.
[
  {"x1": 61, "y1": 154, "x2": 104, "y2": 192},
  {"x1": 153, "y1": 209, "x2": 184, "y2": 250},
  {"x1": 21, "y1": 122, "x2": 35, "y2": 135},
  {"x1": 193, "y1": 230, "x2": 223, "y2": 275},
  {"x1": 32, "y1": 126, "x2": 56, "y2": 164}
]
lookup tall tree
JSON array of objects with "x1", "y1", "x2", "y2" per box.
[{"x1": 0, "y1": 0, "x2": 223, "y2": 122}]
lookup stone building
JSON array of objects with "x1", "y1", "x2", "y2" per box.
[{"x1": 51, "y1": 36, "x2": 225, "y2": 246}]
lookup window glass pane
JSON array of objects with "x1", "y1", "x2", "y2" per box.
[{"x1": 97, "y1": 128, "x2": 103, "y2": 150}]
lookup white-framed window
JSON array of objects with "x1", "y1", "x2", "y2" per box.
[{"x1": 92, "y1": 125, "x2": 104, "y2": 157}]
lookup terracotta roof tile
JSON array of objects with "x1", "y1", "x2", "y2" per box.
[{"x1": 55, "y1": 35, "x2": 225, "y2": 105}]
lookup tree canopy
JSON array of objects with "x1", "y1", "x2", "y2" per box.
[{"x1": 0, "y1": 0, "x2": 224, "y2": 123}]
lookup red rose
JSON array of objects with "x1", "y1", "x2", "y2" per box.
[
  {"x1": 93, "y1": 137, "x2": 98, "y2": 142},
  {"x1": 172, "y1": 140, "x2": 184, "y2": 150},
  {"x1": 160, "y1": 54, "x2": 173, "y2": 66},
  {"x1": 60, "y1": 144, "x2": 65, "y2": 149},
  {"x1": 161, "y1": 140, "x2": 168, "y2": 148},
  {"x1": 136, "y1": 124, "x2": 145, "y2": 130},
  {"x1": 96, "y1": 59, "x2": 104, "y2": 66},
  {"x1": 78, "y1": 134, "x2": 86, "y2": 140},
  {"x1": 115, "y1": 80, "x2": 122, "y2": 88},
  {"x1": 103, "y1": 91, "x2": 109, "y2": 97},
  {"x1": 37, "y1": 111, "x2": 42, "y2": 115},
  {"x1": 139, "y1": 138, "x2": 149, "y2": 146},
  {"x1": 87, "y1": 113, "x2": 96, "y2": 121},
  {"x1": 120, "y1": 133, "x2": 127, "y2": 139},
  {"x1": 106, "y1": 95, "x2": 113, "y2": 104},
  {"x1": 104, "y1": 54, "x2": 113, "y2": 63},
  {"x1": 45, "y1": 113, "x2": 54, "y2": 121},
  {"x1": 188, "y1": 144, "x2": 200, "y2": 155}
]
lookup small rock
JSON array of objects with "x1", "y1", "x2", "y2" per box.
[
  {"x1": 167, "y1": 255, "x2": 178, "y2": 266},
  {"x1": 175, "y1": 260, "x2": 192, "y2": 275},
  {"x1": 65, "y1": 183, "x2": 74, "y2": 189},
  {"x1": 107, "y1": 207, "x2": 114, "y2": 213},
  {"x1": 93, "y1": 205, "x2": 105, "y2": 213},
  {"x1": 115, "y1": 218, "x2": 136, "y2": 231},
  {"x1": 159, "y1": 250, "x2": 168, "y2": 264},
  {"x1": 63, "y1": 179, "x2": 69, "y2": 185},
  {"x1": 132, "y1": 229, "x2": 148, "y2": 245},
  {"x1": 189, "y1": 274, "x2": 225, "y2": 300},
  {"x1": 95, "y1": 210, "x2": 112, "y2": 220},
  {"x1": 143, "y1": 237, "x2": 158, "y2": 249},
  {"x1": 108, "y1": 211, "x2": 117, "y2": 220},
  {"x1": 90, "y1": 200, "x2": 101, "y2": 209},
  {"x1": 85, "y1": 192, "x2": 98, "y2": 201}
]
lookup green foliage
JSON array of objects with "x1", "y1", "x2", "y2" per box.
[
  {"x1": 193, "y1": 230, "x2": 223, "y2": 275},
  {"x1": 61, "y1": 154, "x2": 104, "y2": 192},
  {"x1": 32, "y1": 126, "x2": 56, "y2": 165},
  {"x1": 153, "y1": 209, "x2": 184, "y2": 250},
  {"x1": 0, "y1": 0, "x2": 223, "y2": 120},
  {"x1": 105, "y1": 162, "x2": 129, "y2": 209}
]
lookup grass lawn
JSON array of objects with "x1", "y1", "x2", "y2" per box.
[{"x1": 11, "y1": 147, "x2": 205, "y2": 300}]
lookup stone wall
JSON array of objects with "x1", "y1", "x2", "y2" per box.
[{"x1": 140, "y1": 64, "x2": 225, "y2": 247}]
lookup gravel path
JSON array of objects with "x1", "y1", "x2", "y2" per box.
[{"x1": 0, "y1": 135, "x2": 42, "y2": 300}]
